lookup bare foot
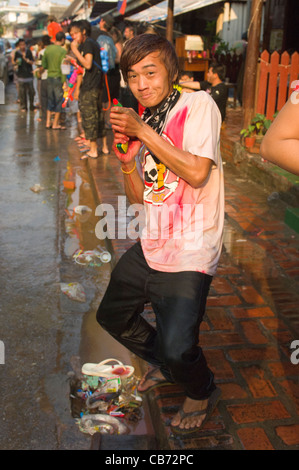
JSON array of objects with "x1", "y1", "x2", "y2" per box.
[
  {"x1": 80, "y1": 152, "x2": 99, "y2": 160},
  {"x1": 171, "y1": 397, "x2": 208, "y2": 431}
]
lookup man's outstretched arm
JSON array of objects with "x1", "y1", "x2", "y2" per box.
[{"x1": 260, "y1": 94, "x2": 299, "y2": 176}]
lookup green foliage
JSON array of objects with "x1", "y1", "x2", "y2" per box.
[
  {"x1": 215, "y1": 40, "x2": 231, "y2": 55},
  {"x1": 241, "y1": 111, "x2": 277, "y2": 142},
  {"x1": 251, "y1": 113, "x2": 272, "y2": 136},
  {"x1": 240, "y1": 125, "x2": 255, "y2": 138},
  {"x1": 203, "y1": 20, "x2": 221, "y2": 52}
]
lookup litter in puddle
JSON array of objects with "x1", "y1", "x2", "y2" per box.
[
  {"x1": 63, "y1": 180, "x2": 76, "y2": 190},
  {"x1": 73, "y1": 247, "x2": 111, "y2": 266},
  {"x1": 69, "y1": 358, "x2": 142, "y2": 435},
  {"x1": 60, "y1": 282, "x2": 86, "y2": 302},
  {"x1": 74, "y1": 205, "x2": 92, "y2": 215},
  {"x1": 77, "y1": 413, "x2": 128, "y2": 435},
  {"x1": 267, "y1": 192, "x2": 279, "y2": 202},
  {"x1": 30, "y1": 184, "x2": 45, "y2": 193}
]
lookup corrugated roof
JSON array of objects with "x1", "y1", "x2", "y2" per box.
[
  {"x1": 61, "y1": 0, "x2": 84, "y2": 20},
  {"x1": 128, "y1": 0, "x2": 224, "y2": 22},
  {"x1": 90, "y1": 1, "x2": 118, "y2": 18}
]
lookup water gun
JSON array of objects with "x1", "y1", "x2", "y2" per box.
[
  {"x1": 112, "y1": 99, "x2": 128, "y2": 154},
  {"x1": 62, "y1": 58, "x2": 84, "y2": 108},
  {"x1": 100, "y1": 47, "x2": 109, "y2": 74}
]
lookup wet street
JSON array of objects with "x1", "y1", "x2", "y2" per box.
[
  {"x1": 1, "y1": 82, "x2": 298, "y2": 451},
  {"x1": 0, "y1": 84, "x2": 152, "y2": 450}
]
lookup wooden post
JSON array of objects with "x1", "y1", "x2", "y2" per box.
[
  {"x1": 166, "y1": 0, "x2": 174, "y2": 43},
  {"x1": 242, "y1": 0, "x2": 263, "y2": 128}
]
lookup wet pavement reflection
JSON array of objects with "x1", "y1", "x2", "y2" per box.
[{"x1": 0, "y1": 84, "x2": 153, "y2": 450}]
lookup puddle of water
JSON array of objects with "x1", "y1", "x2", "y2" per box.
[{"x1": 61, "y1": 159, "x2": 155, "y2": 439}]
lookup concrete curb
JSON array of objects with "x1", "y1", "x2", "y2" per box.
[
  {"x1": 85, "y1": 156, "x2": 170, "y2": 449},
  {"x1": 231, "y1": 142, "x2": 299, "y2": 207}
]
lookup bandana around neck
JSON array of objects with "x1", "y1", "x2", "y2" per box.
[{"x1": 141, "y1": 88, "x2": 181, "y2": 164}]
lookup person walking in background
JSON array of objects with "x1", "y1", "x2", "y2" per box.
[
  {"x1": 119, "y1": 24, "x2": 139, "y2": 113},
  {"x1": 35, "y1": 35, "x2": 51, "y2": 122},
  {"x1": 11, "y1": 39, "x2": 20, "y2": 103},
  {"x1": 34, "y1": 40, "x2": 44, "y2": 109},
  {"x1": 96, "y1": 14, "x2": 118, "y2": 155},
  {"x1": 13, "y1": 39, "x2": 35, "y2": 112},
  {"x1": 110, "y1": 26, "x2": 123, "y2": 63},
  {"x1": 123, "y1": 24, "x2": 135, "y2": 41},
  {"x1": 69, "y1": 20, "x2": 103, "y2": 159},
  {"x1": 42, "y1": 31, "x2": 67, "y2": 129},
  {"x1": 47, "y1": 16, "x2": 63, "y2": 43}
]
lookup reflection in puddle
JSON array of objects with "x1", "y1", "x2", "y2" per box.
[
  {"x1": 63, "y1": 165, "x2": 107, "y2": 259},
  {"x1": 223, "y1": 220, "x2": 266, "y2": 266},
  {"x1": 62, "y1": 158, "x2": 155, "y2": 440}
]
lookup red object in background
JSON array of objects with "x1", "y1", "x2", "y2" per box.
[
  {"x1": 118, "y1": 0, "x2": 127, "y2": 15},
  {"x1": 47, "y1": 22, "x2": 63, "y2": 43},
  {"x1": 138, "y1": 103, "x2": 146, "y2": 116},
  {"x1": 63, "y1": 181, "x2": 75, "y2": 190}
]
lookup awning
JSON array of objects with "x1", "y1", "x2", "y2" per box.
[
  {"x1": 90, "y1": 1, "x2": 118, "y2": 18},
  {"x1": 128, "y1": 0, "x2": 224, "y2": 22},
  {"x1": 61, "y1": 0, "x2": 84, "y2": 20}
]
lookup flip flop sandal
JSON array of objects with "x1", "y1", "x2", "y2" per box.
[
  {"x1": 87, "y1": 154, "x2": 99, "y2": 159},
  {"x1": 81, "y1": 358, "x2": 134, "y2": 379},
  {"x1": 137, "y1": 367, "x2": 173, "y2": 394},
  {"x1": 80, "y1": 154, "x2": 99, "y2": 160},
  {"x1": 170, "y1": 387, "x2": 222, "y2": 436}
]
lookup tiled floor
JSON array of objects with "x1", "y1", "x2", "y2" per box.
[{"x1": 81, "y1": 114, "x2": 299, "y2": 450}]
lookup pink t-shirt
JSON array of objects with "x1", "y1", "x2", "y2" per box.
[{"x1": 139, "y1": 91, "x2": 224, "y2": 276}]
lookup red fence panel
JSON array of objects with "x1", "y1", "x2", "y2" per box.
[
  {"x1": 266, "y1": 51, "x2": 279, "y2": 119},
  {"x1": 255, "y1": 50, "x2": 299, "y2": 119},
  {"x1": 256, "y1": 50, "x2": 269, "y2": 114},
  {"x1": 277, "y1": 51, "x2": 290, "y2": 111},
  {"x1": 289, "y1": 52, "x2": 299, "y2": 97}
]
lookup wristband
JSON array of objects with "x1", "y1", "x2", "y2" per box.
[{"x1": 121, "y1": 161, "x2": 136, "y2": 175}]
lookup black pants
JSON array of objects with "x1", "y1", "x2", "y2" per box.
[
  {"x1": 97, "y1": 242, "x2": 216, "y2": 400},
  {"x1": 18, "y1": 80, "x2": 35, "y2": 110},
  {"x1": 40, "y1": 79, "x2": 48, "y2": 120}
]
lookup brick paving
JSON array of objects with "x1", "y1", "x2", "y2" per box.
[{"x1": 74, "y1": 114, "x2": 299, "y2": 450}]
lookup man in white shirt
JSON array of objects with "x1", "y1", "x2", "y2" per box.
[{"x1": 97, "y1": 34, "x2": 224, "y2": 435}]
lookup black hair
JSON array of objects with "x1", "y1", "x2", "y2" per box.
[
  {"x1": 70, "y1": 20, "x2": 91, "y2": 37},
  {"x1": 210, "y1": 62, "x2": 226, "y2": 81},
  {"x1": 41, "y1": 35, "x2": 51, "y2": 47},
  {"x1": 120, "y1": 33, "x2": 179, "y2": 87},
  {"x1": 180, "y1": 70, "x2": 194, "y2": 79},
  {"x1": 56, "y1": 31, "x2": 66, "y2": 42}
]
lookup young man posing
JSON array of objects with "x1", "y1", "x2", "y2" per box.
[
  {"x1": 69, "y1": 20, "x2": 103, "y2": 159},
  {"x1": 97, "y1": 34, "x2": 224, "y2": 434}
]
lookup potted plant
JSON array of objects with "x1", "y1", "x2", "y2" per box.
[
  {"x1": 251, "y1": 113, "x2": 272, "y2": 142},
  {"x1": 240, "y1": 124, "x2": 256, "y2": 148}
]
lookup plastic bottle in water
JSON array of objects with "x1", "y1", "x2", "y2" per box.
[{"x1": 100, "y1": 47, "x2": 109, "y2": 73}]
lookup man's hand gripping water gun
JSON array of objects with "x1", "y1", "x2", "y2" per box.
[{"x1": 110, "y1": 99, "x2": 143, "y2": 165}]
